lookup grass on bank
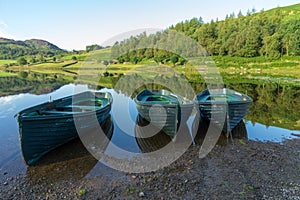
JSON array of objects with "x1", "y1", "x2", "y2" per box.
[
  {"x1": 2, "y1": 46, "x2": 300, "y2": 81},
  {"x1": 0, "y1": 70, "x2": 18, "y2": 77}
]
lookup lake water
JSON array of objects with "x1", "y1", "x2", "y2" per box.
[{"x1": 0, "y1": 81, "x2": 299, "y2": 180}]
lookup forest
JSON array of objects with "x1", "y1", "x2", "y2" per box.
[{"x1": 111, "y1": 4, "x2": 300, "y2": 64}]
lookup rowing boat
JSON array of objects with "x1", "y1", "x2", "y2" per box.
[
  {"x1": 16, "y1": 91, "x2": 112, "y2": 165},
  {"x1": 134, "y1": 89, "x2": 193, "y2": 138},
  {"x1": 195, "y1": 88, "x2": 252, "y2": 132}
]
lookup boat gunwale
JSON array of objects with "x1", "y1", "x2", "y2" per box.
[
  {"x1": 17, "y1": 91, "x2": 113, "y2": 122},
  {"x1": 196, "y1": 100, "x2": 252, "y2": 106},
  {"x1": 195, "y1": 88, "x2": 253, "y2": 104},
  {"x1": 134, "y1": 89, "x2": 194, "y2": 107}
]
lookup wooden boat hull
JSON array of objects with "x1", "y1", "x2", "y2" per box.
[
  {"x1": 16, "y1": 91, "x2": 112, "y2": 166},
  {"x1": 196, "y1": 88, "x2": 252, "y2": 132},
  {"x1": 135, "y1": 89, "x2": 193, "y2": 138},
  {"x1": 26, "y1": 115, "x2": 113, "y2": 183}
]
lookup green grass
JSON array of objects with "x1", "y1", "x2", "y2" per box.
[
  {"x1": 8, "y1": 61, "x2": 79, "y2": 76},
  {"x1": 4, "y1": 55, "x2": 300, "y2": 82},
  {"x1": 264, "y1": 3, "x2": 300, "y2": 21},
  {"x1": 28, "y1": 60, "x2": 76, "y2": 68},
  {"x1": 88, "y1": 48, "x2": 112, "y2": 60},
  {"x1": 65, "y1": 63, "x2": 143, "y2": 75},
  {"x1": 0, "y1": 60, "x2": 16, "y2": 64},
  {"x1": 208, "y1": 56, "x2": 300, "y2": 78},
  {"x1": 61, "y1": 48, "x2": 112, "y2": 62},
  {"x1": 61, "y1": 53, "x2": 88, "y2": 61},
  {"x1": 0, "y1": 70, "x2": 18, "y2": 77},
  {"x1": 0, "y1": 60, "x2": 16, "y2": 66}
]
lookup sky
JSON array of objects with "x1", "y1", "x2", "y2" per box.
[{"x1": 0, "y1": 0, "x2": 299, "y2": 50}]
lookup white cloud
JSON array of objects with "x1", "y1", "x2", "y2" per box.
[
  {"x1": 0, "y1": 20, "x2": 8, "y2": 28},
  {"x1": 0, "y1": 94, "x2": 24, "y2": 104},
  {"x1": 0, "y1": 30, "x2": 15, "y2": 39},
  {"x1": 0, "y1": 20, "x2": 16, "y2": 39}
]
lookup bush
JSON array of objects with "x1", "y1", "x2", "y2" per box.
[{"x1": 17, "y1": 57, "x2": 27, "y2": 66}]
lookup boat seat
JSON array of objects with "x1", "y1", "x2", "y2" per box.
[
  {"x1": 57, "y1": 105, "x2": 102, "y2": 110},
  {"x1": 39, "y1": 110, "x2": 82, "y2": 115}
]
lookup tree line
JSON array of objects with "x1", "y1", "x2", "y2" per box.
[
  {"x1": 110, "y1": 6, "x2": 300, "y2": 63},
  {"x1": 170, "y1": 9, "x2": 300, "y2": 58}
]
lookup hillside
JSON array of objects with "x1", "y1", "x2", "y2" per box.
[
  {"x1": 24, "y1": 39, "x2": 62, "y2": 51},
  {"x1": 266, "y1": 3, "x2": 300, "y2": 21},
  {"x1": 110, "y1": 3, "x2": 300, "y2": 64},
  {"x1": 0, "y1": 37, "x2": 65, "y2": 59}
]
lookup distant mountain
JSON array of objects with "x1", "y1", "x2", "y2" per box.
[
  {"x1": 0, "y1": 37, "x2": 65, "y2": 59},
  {"x1": 24, "y1": 39, "x2": 62, "y2": 51}
]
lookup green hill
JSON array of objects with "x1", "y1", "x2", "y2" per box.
[
  {"x1": 110, "y1": 3, "x2": 300, "y2": 64},
  {"x1": 264, "y1": 3, "x2": 300, "y2": 21},
  {"x1": 24, "y1": 39, "x2": 62, "y2": 51},
  {"x1": 0, "y1": 37, "x2": 65, "y2": 59}
]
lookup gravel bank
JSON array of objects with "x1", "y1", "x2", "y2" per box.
[{"x1": 0, "y1": 137, "x2": 299, "y2": 200}]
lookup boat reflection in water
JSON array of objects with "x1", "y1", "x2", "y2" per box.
[
  {"x1": 26, "y1": 115, "x2": 113, "y2": 184},
  {"x1": 193, "y1": 113, "x2": 248, "y2": 146},
  {"x1": 135, "y1": 115, "x2": 193, "y2": 153}
]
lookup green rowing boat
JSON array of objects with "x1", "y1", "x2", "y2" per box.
[
  {"x1": 195, "y1": 88, "x2": 252, "y2": 132},
  {"x1": 134, "y1": 89, "x2": 193, "y2": 139},
  {"x1": 16, "y1": 91, "x2": 113, "y2": 166}
]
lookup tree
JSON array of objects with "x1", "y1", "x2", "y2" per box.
[
  {"x1": 30, "y1": 57, "x2": 36, "y2": 64},
  {"x1": 260, "y1": 33, "x2": 281, "y2": 59},
  {"x1": 17, "y1": 57, "x2": 27, "y2": 66},
  {"x1": 18, "y1": 71, "x2": 28, "y2": 78},
  {"x1": 86, "y1": 44, "x2": 103, "y2": 52},
  {"x1": 240, "y1": 17, "x2": 262, "y2": 57},
  {"x1": 170, "y1": 54, "x2": 179, "y2": 66},
  {"x1": 103, "y1": 60, "x2": 109, "y2": 66},
  {"x1": 281, "y1": 20, "x2": 300, "y2": 56}
]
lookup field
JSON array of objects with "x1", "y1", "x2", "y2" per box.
[
  {"x1": 0, "y1": 59, "x2": 16, "y2": 66},
  {"x1": 0, "y1": 71, "x2": 18, "y2": 77},
  {"x1": 1, "y1": 48, "x2": 299, "y2": 85}
]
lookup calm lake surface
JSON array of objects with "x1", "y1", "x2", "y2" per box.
[{"x1": 0, "y1": 79, "x2": 299, "y2": 181}]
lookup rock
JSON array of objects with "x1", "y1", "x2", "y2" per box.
[
  {"x1": 291, "y1": 133, "x2": 300, "y2": 137},
  {"x1": 139, "y1": 192, "x2": 145, "y2": 197},
  {"x1": 131, "y1": 175, "x2": 137, "y2": 179}
]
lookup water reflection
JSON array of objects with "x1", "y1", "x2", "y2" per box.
[
  {"x1": 26, "y1": 115, "x2": 113, "y2": 184},
  {"x1": 0, "y1": 80, "x2": 299, "y2": 178},
  {"x1": 0, "y1": 72, "x2": 70, "y2": 97},
  {"x1": 135, "y1": 115, "x2": 172, "y2": 153},
  {"x1": 193, "y1": 116, "x2": 248, "y2": 146},
  {"x1": 134, "y1": 114, "x2": 194, "y2": 153}
]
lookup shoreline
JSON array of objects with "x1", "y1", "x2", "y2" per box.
[{"x1": 1, "y1": 138, "x2": 299, "y2": 199}]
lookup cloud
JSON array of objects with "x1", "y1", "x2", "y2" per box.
[
  {"x1": 0, "y1": 94, "x2": 24, "y2": 104},
  {"x1": 0, "y1": 20, "x2": 8, "y2": 28},
  {"x1": 0, "y1": 20, "x2": 16, "y2": 39}
]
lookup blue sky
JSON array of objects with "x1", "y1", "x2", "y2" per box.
[{"x1": 0, "y1": 0, "x2": 299, "y2": 50}]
